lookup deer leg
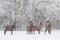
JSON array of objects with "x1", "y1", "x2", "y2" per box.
[
  {"x1": 45, "y1": 28, "x2": 47, "y2": 34},
  {"x1": 38, "y1": 30, "x2": 40, "y2": 34},
  {"x1": 11, "y1": 30, "x2": 13, "y2": 35},
  {"x1": 33, "y1": 31, "x2": 35, "y2": 35},
  {"x1": 4, "y1": 30, "x2": 6, "y2": 35},
  {"x1": 48, "y1": 30, "x2": 51, "y2": 34},
  {"x1": 32, "y1": 28, "x2": 35, "y2": 34},
  {"x1": 48, "y1": 31, "x2": 51, "y2": 34}
]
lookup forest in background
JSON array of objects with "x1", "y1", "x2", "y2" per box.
[{"x1": 0, "y1": 0, "x2": 60, "y2": 31}]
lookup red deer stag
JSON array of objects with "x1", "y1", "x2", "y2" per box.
[
  {"x1": 27, "y1": 15, "x2": 43, "y2": 34},
  {"x1": 27, "y1": 21, "x2": 33, "y2": 34},
  {"x1": 45, "y1": 16, "x2": 52, "y2": 34},
  {"x1": 27, "y1": 15, "x2": 36, "y2": 34},
  {"x1": 3, "y1": 18, "x2": 20, "y2": 35}
]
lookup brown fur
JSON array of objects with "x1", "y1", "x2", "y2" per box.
[
  {"x1": 27, "y1": 21, "x2": 42, "y2": 34},
  {"x1": 4, "y1": 22, "x2": 16, "y2": 35},
  {"x1": 32, "y1": 26, "x2": 41, "y2": 34},
  {"x1": 3, "y1": 18, "x2": 20, "y2": 35},
  {"x1": 45, "y1": 20, "x2": 51, "y2": 34},
  {"x1": 27, "y1": 21, "x2": 33, "y2": 33},
  {"x1": 32, "y1": 22, "x2": 42, "y2": 34}
]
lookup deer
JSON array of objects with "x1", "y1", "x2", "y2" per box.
[
  {"x1": 27, "y1": 21, "x2": 33, "y2": 34},
  {"x1": 32, "y1": 21, "x2": 43, "y2": 34},
  {"x1": 27, "y1": 15, "x2": 37, "y2": 34},
  {"x1": 27, "y1": 15, "x2": 43, "y2": 34},
  {"x1": 45, "y1": 16, "x2": 52, "y2": 34},
  {"x1": 3, "y1": 18, "x2": 20, "y2": 35}
]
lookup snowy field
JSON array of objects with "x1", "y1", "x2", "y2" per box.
[{"x1": 0, "y1": 30, "x2": 60, "y2": 40}]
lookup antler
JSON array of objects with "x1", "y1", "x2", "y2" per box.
[
  {"x1": 48, "y1": 16, "x2": 52, "y2": 20},
  {"x1": 15, "y1": 18, "x2": 20, "y2": 23},
  {"x1": 30, "y1": 15, "x2": 37, "y2": 21},
  {"x1": 9, "y1": 17, "x2": 13, "y2": 21}
]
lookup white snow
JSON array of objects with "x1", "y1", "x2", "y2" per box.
[{"x1": 0, "y1": 30, "x2": 60, "y2": 40}]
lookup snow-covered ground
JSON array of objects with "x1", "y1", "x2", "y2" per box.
[{"x1": 0, "y1": 30, "x2": 60, "y2": 40}]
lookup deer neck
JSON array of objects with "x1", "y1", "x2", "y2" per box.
[
  {"x1": 12, "y1": 22, "x2": 16, "y2": 28},
  {"x1": 14, "y1": 22, "x2": 16, "y2": 25},
  {"x1": 12, "y1": 22, "x2": 16, "y2": 26}
]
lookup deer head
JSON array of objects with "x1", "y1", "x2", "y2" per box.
[
  {"x1": 9, "y1": 17, "x2": 20, "y2": 26},
  {"x1": 48, "y1": 16, "x2": 52, "y2": 20},
  {"x1": 30, "y1": 15, "x2": 37, "y2": 21}
]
